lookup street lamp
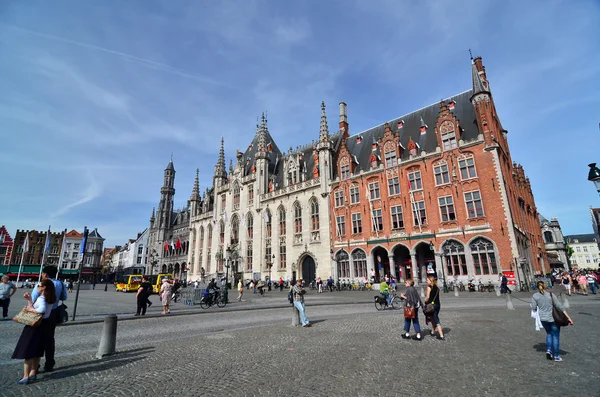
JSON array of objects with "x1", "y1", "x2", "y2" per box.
[
  {"x1": 588, "y1": 163, "x2": 600, "y2": 195},
  {"x1": 265, "y1": 253, "x2": 275, "y2": 282},
  {"x1": 149, "y1": 249, "x2": 160, "y2": 275},
  {"x1": 224, "y1": 246, "x2": 232, "y2": 304},
  {"x1": 429, "y1": 242, "x2": 448, "y2": 293}
]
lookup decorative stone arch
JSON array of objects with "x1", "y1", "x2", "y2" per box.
[
  {"x1": 297, "y1": 250, "x2": 319, "y2": 282},
  {"x1": 391, "y1": 242, "x2": 411, "y2": 254},
  {"x1": 466, "y1": 235, "x2": 500, "y2": 276},
  {"x1": 161, "y1": 264, "x2": 167, "y2": 273},
  {"x1": 409, "y1": 240, "x2": 431, "y2": 255},
  {"x1": 174, "y1": 263, "x2": 180, "y2": 278},
  {"x1": 230, "y1": 214, "x2": 240, "y2": 244},
  {"x1": 368, "y1": 244, "x2": 389, "y2": 257}
]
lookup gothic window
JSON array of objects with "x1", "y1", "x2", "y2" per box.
[
  {"x1": 207, "y1": 225, "x2": 213, "y2": 246},
  {"x1": 369, "y1": 182, "x2": 380, "y2": 200},
  {"x1": 335, "y1": 215, "x2": 346, "y2": 237},
  {"x1": 246, "y1": 213, "x2": 254, "y2": 239},
  {"x1": 231, "y1": 215, "x2": 239, "y2": 244},
  {"x1": 287, "y1": 161, "x2": 297, "y2": 185},
  {"x1": 221, "y1": 194, "x2": 226, "y2": 211},
  {"x1": 458, "y1": 155, "x2": 477, "y2": 180},
  {"x1": 439, "y1": 196, "x2": 456, "y2": 222},
  {"x1": 248, "y1": 184, "x2": 254, "y2": 204},
  {"x1": 442, "y1": 240, "x2": 467, "y2": 276},
  {"x1": 334, "y1": 189, "x2": 345, "y2": 207},
  {"x1": 336, "y1": 250, "x2": 350, "y2": 278},
  {"x1": 388, "y1": 176, "x2": 400, "y2": 196},
  {"x1": 434, "y1": 161, "x2": 450, "y2": 185},
  {"x1": 391, "y1": 205, "x2": 404, "y2": 229},
  {"x1": 440, "y1": 121, "x2": 458, "y2": 151},
  {"x1": 544, "y1": 231, "x2": 554, "y2": 243},
  {"x1": 246, "y1": 244, "x2": 252, "y2": 272},
  {"x1": 310, "y1": 199, "x2": 319, "y2": 231},
  {"x1": 294, "y1": 202, "x2": 302, "y2": 234},
  {"x1": 412, "y1": 201, "x2": 427, "y2": 226},
  {"x1": 233, "y1": 183, "x2": 240, "y2": 206},
  {"x1": 350, "y1": 185, "x2": 360, "y2": 204},
  {"x1": 465, "y1": 191, "x2": 484, "y2": 218},
  {"x1": 470, "y1": 237, "x2": 498, "y2": 275},
  {"x1": 408, "y1": 170, "x2": 422, "y2": 191},
  {"x1": 341, "y1": 165, "x2": 350, "y2": 180},
  {"x1": 352, "y1": 213, "x2": 362, "y2": 234},
  {"x1": 279, "y1": 243, "x2": 286, "y2": 269},
  {"x1": 265, "y1": 209, "x2": 272, "y2": 238},
  {"x1": 279, "y1": 206, "x2": 286, "y2": 236},
  {"x1": 352, "y1": 249, "x2": 367, "y2": 278},
  {"x1": 219, "y1": 220, "x2": 225, "y2": 244},
  {"x1": 384, "y1": 141, "x2": 398, "y2": 167}
]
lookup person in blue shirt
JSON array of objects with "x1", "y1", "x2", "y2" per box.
[{"x1": 32, "y1": 266, "x2": 67, "y2": 372}]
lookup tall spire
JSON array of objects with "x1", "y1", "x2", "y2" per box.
[
  {"x1": 214, "y1": 137, "x2": 226, "y2": 179},
  {"x1": 319, "y1": 101, "x2": 329, "y2": 142},
  {"x1": 471, "y1": 56, "x2": 490, "y2": 96},
  {"x1": 150, "y1": 207, "x2": 155, "y2": 222},
  {"x1": 256, "y1": 112, "x2": 269, "y2": 160},
  {"x1": 190, "y1": 168, "x2": 200, "y2": 201}
]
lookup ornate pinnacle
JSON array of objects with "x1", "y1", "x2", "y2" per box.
[
  {"x1": 319, "y1": 101, "x2": 329, "y2": 142},
  {"x1": 191, "y1": 168, "x2": 200, "y2": 201}
]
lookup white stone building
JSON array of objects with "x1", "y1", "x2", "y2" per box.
[
  {"x1": 113, "y1": 229, "x2": 149, "y2": 271},
  {"x1": 565, "y1": 234, "x2": 600, "y2": 270},
  {"x1": 188, "y1": 105, "x2": 337, "y2": 283},
  {"x1": 539, "y1": 215, "x2": 569, "y2": 271}
]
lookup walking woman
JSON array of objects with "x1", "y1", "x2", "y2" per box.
[
  {"x1": 12, "y1": 279, "x2": 56, "y2": 384},
  {"x1": 400, "y1": 279, "x2": 423, "y2": 341},
  {"x1": 531, "y1": 281, "x2": 574, "y2": 362},
  {"x1": 160, "y1": 279, "x2": 173, "y2": 315},
  {"x1": 425, "y1": 275, "x2": 445, "y2": 340}
]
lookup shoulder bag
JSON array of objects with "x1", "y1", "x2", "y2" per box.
[
  {"x1": 13, "y1": 308, "x2": 43, "y2": 327},
  {"x1": 404, "y1": 303, "x2": 416, "y2": 319},
  {"x1": 549, "y1": 293, "x2": 569, "y2": 327},
  {"x1": 424, "y1": 289, "x2": 439, "y2": 315}
]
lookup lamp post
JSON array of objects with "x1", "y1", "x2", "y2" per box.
[
  {"x1": 224, "y1": 246, "x2": 232, "y2": 304},
  {"x1": 588, "y1": 163, "x2": 600, "y2": 196},
  {"x1": 429, "y1": 242, "x2": 448, "y2": 293},
  {"x1": 265, "y1": 253, "x2": 275, "y2": 282}
]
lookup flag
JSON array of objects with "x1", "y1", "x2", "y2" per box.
[
  {"x1": 43, "y1": 226, "x2": 52, "y2": 254},
  {"x1": 171, "y1": 240, "x2": 175, "y2": 251},
  {"x1": 79, "y1": 226, "x2": 88, "y2": 255},
  {"x1": 23, "y1": 232, "x2": 30, "y2": 253},
  {"x1": 164, "y1": 240, "x2": 169, "y2": 251},
  {"x1": 264, "y1": 210, "x2": 270, "y2": 224},
  {"x1": 175, "y1": 237, "x2": 182, "y2": 250}
]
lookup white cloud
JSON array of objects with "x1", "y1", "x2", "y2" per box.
[{"x1": 50, "y1": 169, "x2": 101, "y2": 218}]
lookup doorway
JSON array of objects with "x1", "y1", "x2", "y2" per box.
[
  {"x1": 415, "y1": 242, "x2": 435, "y2": 282},
  {"x1": 301, "y1": 255, "x2": 316, "y2": 283},
  {"x1": 393, "y1": 245, "x2": 411, "y2": 281},
  {"x1": 372, "y1": 246, "x2": 389, "y2": 282}
]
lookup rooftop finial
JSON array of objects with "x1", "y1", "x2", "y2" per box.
[
  {"x1": 319, "y1": 101, "x2": 329, "y2": 142},
  {"x1": 469, "y1": 48, "x2": 473, "y2": 61}
]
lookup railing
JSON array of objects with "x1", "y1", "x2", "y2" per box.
[{"x1": 260, "y1": 178, "x2": 321, "y2": 200}]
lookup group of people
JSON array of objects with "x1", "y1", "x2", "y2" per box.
[
  {"x1": 134, "y1": 277, "x2": 183, "y2": 316},
  {"x1": 400, "y1": 276, "x2": 445, "y2": 341},
  {"x1": 554, "y1": 270, "x2": 598, "y2": 296},
  {"x1": 10, "y1": 266, "x2": 67, "y2": 385}
]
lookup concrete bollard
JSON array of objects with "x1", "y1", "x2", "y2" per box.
[
  {"x1": 495, "y1": 286, "x2": 501, "y2": 297},
  {"x1": 562, "y1": 294, "x2": 570, "y2": 309},
  {"x1": 96, "y1": 315, "x2": 118, "y2": 359},
  {"x1": 505, "y1": 293, "x2": 515, "y2": 310},
  {"x1": 292, "y1": 305, "x2": 300, "y2": 327},
  {"x1": 420, "y1": 286, "x2": 425, "y2": 298},
  {"x1": 454, "y1": 285, "x2": 459, "y2": 297}
]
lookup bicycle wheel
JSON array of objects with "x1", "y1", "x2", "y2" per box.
[
  {"x1": 216, "y1": 296, "x2": 226, "y2": 308},
  {"x1": 391, "y1": 296, "x2": 404, "y2": 310},
  {"x1": 374, "y1": 299, "x2": 386, "y2": 311},
  {"x1": 200, "y1": 300, "x2": 209, "y2": 309}
]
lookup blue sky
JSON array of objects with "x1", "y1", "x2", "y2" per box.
[{"x1": 1, "y1": 0, "x2": 599, "y2": 248}]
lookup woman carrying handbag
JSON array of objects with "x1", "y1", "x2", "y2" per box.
[
  {"x1": 12, "y1": 279, "x2": 56, "y2": 384},
  {"x1": 424, "y1": 275, "x2": 445, "y2": 340},
  {"x1": 400, "y1": 279, "x2": 423, "y2": 341}
]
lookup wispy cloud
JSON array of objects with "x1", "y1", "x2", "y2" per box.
[{"x1": 50, "y1": 169, "x2": 101, "y2": 218}]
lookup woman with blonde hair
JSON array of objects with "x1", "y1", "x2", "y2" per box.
[
  {"x1": 424, "y1": 275, "x2": 445, "y2": 340},
  {"x1": 400, "y1": 279, "x2": 423, "y2": 341},
  {"x1": 160, "y1": 279, "x2": 173, "y2": 315},
  {"x1": 531, "y1": 281, "x2": 573, "y2": 362}
]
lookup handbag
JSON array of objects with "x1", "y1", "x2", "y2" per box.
[
  {"x1": 404, "y1": 305, "x2": 416, "y2": 319},
  {"x1": 56, "y1": 302, "x2": 68, "y2": 324},
  {"x1": 424, "y1": 289, "x2": 439, "y2": 315},
  {"x1": 13, "y1": 308, "x2": 43, "y2": 327},
  {"x1": 550, "y1": 293, "x2": 569, "y2": 327}
]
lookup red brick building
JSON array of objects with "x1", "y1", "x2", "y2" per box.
[
  {"x1": 329, "y1": 56, "x2": 547, "y2": 286},
  {"x1": 9, "y1": 229, "x2": 64, "y2": 266},
  {"x1": 0, "y1": 225, "x2": 14, "y2": 265}
]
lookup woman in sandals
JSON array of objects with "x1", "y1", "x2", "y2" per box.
[
  {"x1": 400, "y1": 279, "x2": 423, "y2": 341},
  {"x1": 424, "y1": 275, "x2": 445, "y2": 340},
  {"x1": 531, "y1": 281, "x2": 573, "y2": 362}
]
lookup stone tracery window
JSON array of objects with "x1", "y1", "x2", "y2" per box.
[
  {"x1": 442, "y1": 240, "x2": 467, "y2": 275},
  {"x1": 352, "y1": 249, "x2": 367, "y2": 278},
  {"x1": 440, "y1": 121, "x2": 457, "y2": 151},
  {"x1": 336, "y1": 250, "x2": 350, "y2": 278},
  {"x1": 470, "y1": 237, "x2": 498, "y2": 275}
]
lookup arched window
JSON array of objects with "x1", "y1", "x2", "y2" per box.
[
  {"x1": 442, "y1": 240, "x2": 467, "y2": 276},
  {"x1": 310, "y1": 199, "x2": 319, "y2": 231},
  {"x1": 470, "y1": 237, "x2": 498, "y2": 275},
  {"x1": 219, "y1": 220, "x2": 225, "y2": 244},
  {"x1": 279, "y1": 206, "x2": 286, "y2": 236},
  {"x1": 231, "y1": 215, "x2": 239, "y2": 244},
  {"x1": 207, "y1": 225, "x2": 213, "y2": 246},
  {"x1": 352, "y1": 249, "x2": 367, "y2": 278},
  {"x1": 246, "y1": 213, "x2": 254, "y2": 239},
  {"x1": 294, "y1": 202, "x2": 302, "y2": 234},
  {"x1": 440, "y1": 121, "x2": 457, "y2": 151},
  {"x1": 544, "y1": 231, "x2": 554, "y2": 244},
  {"x1": 233, "y1": 182, "x2": 241, "y2": 207},
  {"x1": 336, "y1": 250, "x2": 350, "y2": 278},
  {"x1": 265, "y1": 209, "x2": 272, "y2": 238},
  {"x1": 199, "y1": 226, "x2": 205, "y2": 246},
  {"x1": 384, "y1": 141, "x2": 397, "y2": 167}
]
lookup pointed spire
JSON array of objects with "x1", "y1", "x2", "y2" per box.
[
  {"x1": 190, "y1": 168, "x2": 200, "y2": 201},
  {"x1": 471, "y1": 57, "x2": 490, "y2": 96},
  {"x1": 257, "y1": 112, "x2": 268, "y2": 152},
  {"x1": 319, "y1": 101, "x2": 329, "y2": 142},
  {"x1": 150, "y1": 207, "x2": 155, "y2": 221},
  {"x1": 166, "y1": 157, "x2": 175, "y2": 172},
  {"x1": 214, "y1": 137, "x2": 227, "y2": 180},
  {"x1": 229, "y1": 159, "x2": 233, "y2": 174}
]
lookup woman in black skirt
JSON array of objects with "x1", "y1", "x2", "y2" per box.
[{"x1": 12, "y1": 278, "x2": 56, "y2": 384}]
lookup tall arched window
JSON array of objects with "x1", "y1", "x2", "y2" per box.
[
  {"x1": 294, "y1": 202, "x2": 302, "y2": 234},
  {"x1": 231, "y1": 215, "x2": 239, "y2": 244},
  {"x1": 207, "y1": 224, "x2": 213, "y2": 246},
  {"x1": 310, "y1": 199, "x2": 319, "y2": 231},
  {"x1": 336, "y1": 250, "x2": 350, "y2": 278},
  {"x1": 279, "y1": 206, "x2": 286, "y2": 236},
  {"x1": 233, "y1": 182, "x2": 241, "y2": 207},
  {"x1": 199, "y1": 226, "x2": 204, "y2": 246},
  {"x1": 442, "y1": 240, "x2": 467, "y2": 276},
  {"x1": 246, "y1": 212, "x2": 254, "y2": 239},
  {"x1": 219, "y1": 220, "x2": 225, "y2": 245},
  {"x1": 470, "y1": 237, "x2": 498, "y2": 275},
  {"x1": 265, "y1": 209, "x2": 272, "y2": 238},
  {"x1": 352, "y1": 249, "x2": 367, "y2": 278}
]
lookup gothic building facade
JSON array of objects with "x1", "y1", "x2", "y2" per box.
[
  {"x1": 329, "y1": 56, "x2": 548, "y2": 285},
  {"x1": 539, "y1": 215, "x2": 569, "y2": 270},
  {"x1": 146, "y1": 160, "x2": 191, "y2": 279},
  {"x1": 187, "y1": 106, "x2": 336, "y2": 283}
]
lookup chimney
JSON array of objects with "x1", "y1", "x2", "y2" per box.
[{"x1": 339, "y1": 102, "x2": 348, "y2": 137}]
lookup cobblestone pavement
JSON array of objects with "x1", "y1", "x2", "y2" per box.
[{"x1": 1, "y1": 297, "x2": 599, "y2": 396}]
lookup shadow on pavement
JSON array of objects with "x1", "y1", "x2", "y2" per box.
[{"x1": 532, "y1": 342, "x2": 569, "y2": 356}]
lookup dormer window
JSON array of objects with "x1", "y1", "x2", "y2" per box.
[
  {"x1": 341, "y1": 165, "x2": 350, "y2": 180},
  {"x1": 440, "y1": 121, "x2": 458, "y2": 151},
  {"x1": 397, "y1": 120, "x2": 404, "y2": 129},
  {"x1": 448, "y1": 100, "x2": 456, "y2": 110},
  {"x1": 384, "y1": 141, "x2": 397, "y2": 167},
  {"x1": 356, "y1": 135, "x2": 363, "y2": 144},
  {"x1": 420, "y1": 117, "x2": 428, "y2": 134}
]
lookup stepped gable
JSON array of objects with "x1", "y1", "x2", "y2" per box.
[
  {"x1": 0, "y1": 225, "x2": 13, "y2": 244},
  {"x1": 344, "y1": 90, "x2": 478, "y2": 174}
]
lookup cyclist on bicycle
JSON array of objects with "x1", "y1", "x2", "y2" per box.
[
  {"x1": 207, "y1": 278, "x2": 218, "y2": 304},
  {"x1": 380, "y1": 277, "x2": 392, "y2": 306}
]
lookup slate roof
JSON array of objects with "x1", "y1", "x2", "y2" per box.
[
  {"x1": 88, "y1": 228, "x2": 103, "y2": 239},
  {"x1": 241, "y1": 126, "x2": 283, "y2": 179},
  {"x1": 343, "y1": 90, "x2": 478, "y2": 175},
  {"x1": 538, "y1": 214, "x2": 549, "y2": 224},
  {"x1": 565, "y1": 234, "x2": 597, "y2": 243}
]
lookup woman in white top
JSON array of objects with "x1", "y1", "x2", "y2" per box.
[{"x1": 12, "y1": 278, "x2": 56, "y2": 384}]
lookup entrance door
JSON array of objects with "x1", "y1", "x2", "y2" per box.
[{"x1": 301, "y1": 256, "x2": 316, "y2": 283}]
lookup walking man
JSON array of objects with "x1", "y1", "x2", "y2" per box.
[
  {"x1": 0, "y1": 276, "x2": 17, "y2": 320},
  {"x1": 292, "y1": 279, "x2": 311, "y2": 327},
  {"x1": 135, "y1": 277, "x2": 153, "y2": 316},
  {"x1": 32, "y1": 266, "x2": 67, "y2": 372}
]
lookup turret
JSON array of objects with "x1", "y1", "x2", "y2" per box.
[
  {"x1": 158, "y1": 158, "x2": 176, "y2": 230},
  {"x1": 255, "y1": 113, "x2": 270, "y2": 196},
  {"x1": 190, "y1": 168, "x2": 201, "y2": 216}
]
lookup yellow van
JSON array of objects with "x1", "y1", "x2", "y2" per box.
[
  {"x1": 149, "y1": 273, "x2": 173, "y2": 293},
  {"x1": 116, "y1": 274, "x2": 143, "y2": 292}
]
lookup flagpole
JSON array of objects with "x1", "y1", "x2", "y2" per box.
[
  {"x1": 72, "y1": 226, "x2": 89, "y2": 321},
  {"x1": 16, "y1": 250, "x2": 26, "y2": 286},
  {"x1": 38, "y1": 226, "x2": 51, "y2": 282}
]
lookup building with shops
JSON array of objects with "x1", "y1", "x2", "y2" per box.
[
  {"x1": 0, "y1": 226, "x2": 14, "y2": 266},
  {"x1": 329, "y1": 56, "x2": 547, "y2": 285},
  {"x1": 539, "y1": 215, "x2": 569, "y2": 271},
  {"x1": 9, "y1": 229, "x2": 64, "y2": 267},
  {"x1": 565, "y1": 233, "x2": 600, "y2": 270},
  {"x1": 187, "y1": 107, "x2": 335, "y2": 283},
  {"x1": 57, "y1": 228, "x2": 105, "y2": 281},
  {"x1": 146, "y1": 160, "x2": 191, "y2": 280}
]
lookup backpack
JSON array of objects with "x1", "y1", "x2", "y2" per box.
[{"x1": 287, "y1": 290, "x2": 294, "y2": 304}]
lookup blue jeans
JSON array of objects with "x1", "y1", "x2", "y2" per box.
[
  {"x1": 541, "y1": 321, "x2": 560, "y2": 358},
  {"x1": 381, "y1": 292, "x2": 390, "y2": 305},
  {"x1": 404, "y1": 315, "x2": 421, "y2": 334},
  {"x1": 589, "y1": 282, "x2": 597, "y2": 294},
  {"x1": 293, "y1": 301, "x2": 309, "y2": 326}
]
